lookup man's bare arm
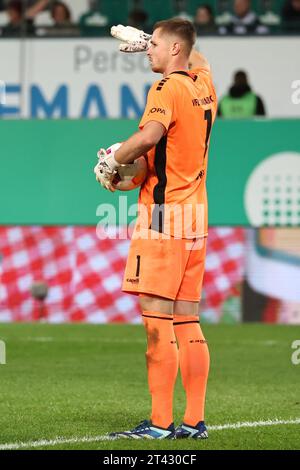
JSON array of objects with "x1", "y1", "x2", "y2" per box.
[{"x1": 115, "y1": 121, "x2": 165, "y2": 164}]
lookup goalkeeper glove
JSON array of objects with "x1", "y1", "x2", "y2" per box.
[
  {"x1": 111, "y1": 24, "x2": 152, "y2": 53},
  {"x1": 94, "y1": 143, "x2": 121, "y2": 192}
]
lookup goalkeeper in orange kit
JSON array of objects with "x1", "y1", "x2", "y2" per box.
[{"x1": 94, "y1": 19, "x2": 217, "y2": 439}]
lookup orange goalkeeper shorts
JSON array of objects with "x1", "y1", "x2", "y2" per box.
[{"x1": 122, "y1": 229, "x2": 207, "y2": 301}]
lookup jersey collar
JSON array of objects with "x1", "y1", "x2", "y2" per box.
[{"x1": 169, "y1": 71, "x2": 198, "y2": 82}]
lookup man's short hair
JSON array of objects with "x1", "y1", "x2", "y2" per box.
[{"x1": 153, "y1": 18, "x2": 196, "y2": 56}]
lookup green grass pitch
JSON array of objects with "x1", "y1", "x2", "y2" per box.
[{"x1": 0, "y1": 323, "x2": 299, "y2": 450}]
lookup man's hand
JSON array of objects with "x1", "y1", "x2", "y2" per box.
[
  {"x1": 94, "y1": 143, "x2": 121, "y2": 192},
  {"x1": 111, "y1": 24, "x2": 151, "y2": 52}
]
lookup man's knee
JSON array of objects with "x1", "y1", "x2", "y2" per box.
[
  {"x1": 173, "y1": 300, "x2": 200, "y2": 316},
  {"x1": 139, "y1": 294, "x2": 174, "y2": 315}
]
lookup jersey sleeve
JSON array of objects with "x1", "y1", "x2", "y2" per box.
[{"x1": 139, "y1": 80, "x2": 174, "y2": 132}]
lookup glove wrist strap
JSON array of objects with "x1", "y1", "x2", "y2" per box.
[{"x1": 107, "y1": 152, "x2": 120, "y2": 172}]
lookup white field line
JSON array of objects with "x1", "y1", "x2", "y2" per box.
[{"x1": 0, "y1": 418, "x2": 299, "y2": 450}]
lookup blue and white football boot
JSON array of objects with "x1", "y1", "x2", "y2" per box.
[
  {"x1": 109, "y1": 420, "x2": 176, "y2": 439},
  {"x1": 175, "y1": 421, "x2": 208, "y2": 439}
]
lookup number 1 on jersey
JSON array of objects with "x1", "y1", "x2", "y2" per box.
[
  {"x1": 203, "y1": 109, "x2": 212, "y2": 163},
  {"x1": 136, "y1": 255, "x2": 141, "y2": 277}
]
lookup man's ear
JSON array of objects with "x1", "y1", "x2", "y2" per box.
[{"x1": 171, "y1": 42, "x2": 180, "y2": 56}]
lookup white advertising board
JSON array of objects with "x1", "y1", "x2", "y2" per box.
[{"x1": 0, "y1": 37, "x2": 299, "y2": 118}]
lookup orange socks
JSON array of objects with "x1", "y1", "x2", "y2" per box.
[
  {"x1": 141, "y1": 312, "x2": 210, "y2": 428},
  {"x1": 173, "y1": 315, "x2": 210, "y2": 426},
  {"x1": 142, "y1": 311, "x2": 178, "y2": 428}
]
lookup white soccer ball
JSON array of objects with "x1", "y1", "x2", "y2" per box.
[{"x1": 110, "y1": 143, "x2": 148, "y2": 191}]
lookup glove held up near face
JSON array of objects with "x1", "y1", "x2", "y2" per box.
[{"x1": 111, "y1": 24, "x2": 152, "y2": 52}]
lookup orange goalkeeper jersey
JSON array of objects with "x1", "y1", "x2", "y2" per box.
[{"x1": 138, "y1": 66, "x2": 217, "y2": 238}]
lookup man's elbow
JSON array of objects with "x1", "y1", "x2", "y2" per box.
[
  {"x1": 141, "y1": 135, "x2": 159, "y2": 150},
  {"x1": 140, "y1": 124, "x2": 165, "y2": 149}
]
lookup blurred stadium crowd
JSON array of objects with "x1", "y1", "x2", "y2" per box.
[{"x1": 0, "y1": 0, "x2": 299, "y2": 37}]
